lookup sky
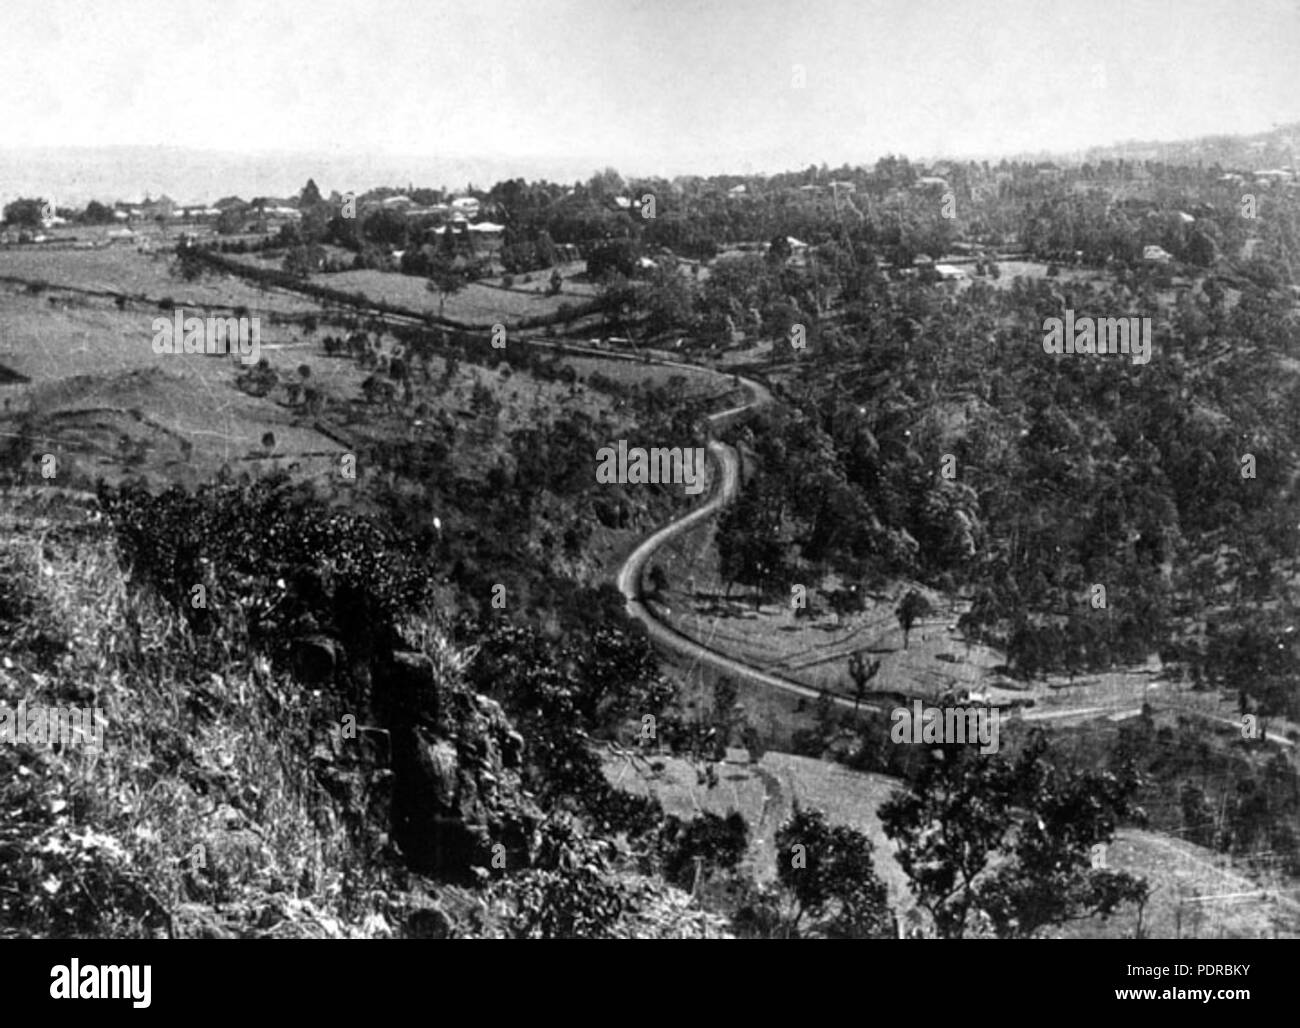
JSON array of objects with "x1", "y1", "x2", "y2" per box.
[{"x1": 2, "y1": 0, "x2": 1298, "y2": 198}]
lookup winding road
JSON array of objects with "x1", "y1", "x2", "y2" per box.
[
  {"x1": 610, "y1": 360, "x2": 899, "y2": 713},
  {"x1": 606, "y1": 351, "x2": 1288, "y2": 737}
]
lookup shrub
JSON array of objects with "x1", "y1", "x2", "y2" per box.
[{"x1": 658, "y1": 811, "x2": 748, "y2": 890}]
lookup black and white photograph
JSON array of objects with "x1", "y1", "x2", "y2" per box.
[{"x1": 0, "y1": 0, "x2": 1296, "y2": 1002}]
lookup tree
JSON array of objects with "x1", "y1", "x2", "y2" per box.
[
  {"x1": 3, "y1": 198, "x2": 47, "y2": 228},
  {"x1": 587, "y1": 238, "x2": 639, "y2": 281},
  {"x1": 587, "y1": 167, "x2": 626, "y2": 201},
  {"x1": 596, "y1": 273, "x2": 639, "y2": 332},
  {"x1": 716, "y1": 491, "x2": 790, "y2": 607},
  {"x1": 534, "y1": 231, "x2": 559, "y2": 269},
  {"x1": 1185, "y1": 227, "x2": 1219, "y2": 268},
  {"x1": 79, "y1": 201, "x2": 115, "y2": 225},
  {"x1": 298, "y1": 178, "x2": 323, "y2": 208},
  {"x1": 880, "y1": 731, "x2": 1148, "y2": 938},
  {"x1": 775, "y1": 806, "x2": 894, "y2": 938},
  {"x1": 361, "y1": 207, "x2": 409, "y2": 249},
  {"x1": 710, "y1": 676, "x2": 742, "y2": 760},
  {"x1": 658, "y1": 811, "x2": 748, "y2": 891},
  {"x1": 497, "y1": 824, "x2": 628, "y2": 938},
  {"x1": 826, "y1": 584, "x2": 863, "y2": 624},
  {"x1": 1204, "y1": 606, "x2": 1300, "y2": 739},
  {"x1": 216, "y1": 206, "x2": 247, "y2": 235},
  {"x1": 425, "y1": 253, "x2": 468, "y2": 317},
  {"x1": 847, "y1": 651, "x2": 881, "y2": 712},
  {"x1": 283, "y1": 244, "x2": 325, "y2": 278},
  {"x1": 767, "y1": 233, "x2": 792, "y2": 264},
  {"x1": 640, "y1": 262, "x2": 698, "y2": 336},
  {"x1": 896, "y1": 589, "x2": 930, "y2": 650},
  {"x1": 171, "y1": 247, "x2": 206, "y2": 283}
]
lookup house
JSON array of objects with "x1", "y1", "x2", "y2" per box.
[
  {"x1": 1143, "y1": 244, "x2": 1173, "y2": 263},
  {"x1": 934, "y1": 263, "x2": 966, "y2": 281},
  {"x1": 1253, "y1": 169, "x2": 1295, "y2": 187},
  {"x1": 727, "y1": 184, "x2": 747, "y2": 196},
  {"x1": 468, "y1": 221, "x2": 505, "y2": 255},
  {"x1": 914, "y1": 176, "x2": 949, "y2": 192},
  {"x1": 139, "y1": 195, "x2": 176, "y2": 221},
  {"x1": 450, "y1": 196, "x2": 480, "y2": 216}
]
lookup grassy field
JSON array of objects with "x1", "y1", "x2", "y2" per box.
[
  {"x1": 0, "y1": 245, "x2": 320, "y2": 314},
  {"x1": 311, "y1": 269, "x2": 590, "y2": 325},
  {"x1": 0, "y1": 256, "x2": 731, "y2": 500},
  {"x1": 0, "y1": 283, "x2": 348, "y2": 486},
  {"x1": 640, "y1": 499, "x2": 1203, "y2": 721},
  {"x1": 598, "y1": 745, "x2": 911, "y2": 903},
  {"x1": 1065, "y1": 830, "x2": 1300, "y2": 939},
  {"x1": 603, "y1": 744, "x2": 1300, "y2": 937}
]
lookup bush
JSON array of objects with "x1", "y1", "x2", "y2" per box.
[
  {"x1": 658, "y1": 811, "x2": 748, "y2": 890},
  {"x1": 97, "y1": 474, "x2": 429, "y2": 664}
]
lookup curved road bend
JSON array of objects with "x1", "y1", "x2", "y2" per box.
[
  {"x1": 608, "y1": 356, "x2": 1178, "y2": 726},
  {"x1": 612, "y1": 365, "x2": 892, "y2": 713}
]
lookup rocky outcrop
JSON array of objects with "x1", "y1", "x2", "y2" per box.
[{"x1": 376, "y1": 650, "x2": 538, "y2": 880}]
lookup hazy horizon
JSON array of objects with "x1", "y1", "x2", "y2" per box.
[
  {"x1": 4, "y1": 121, "x2": 1298, "y2": 210},
  {"x1": 2, "y1": 0, "x2": 1298, "y2": 205}
]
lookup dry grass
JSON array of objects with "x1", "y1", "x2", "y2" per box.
[
  {"x1": 0, "y1": 492, "x2": 393, "y2": 938},
  {"x1": 0, "y1": 246, "x2": 320, "y2": 313}
]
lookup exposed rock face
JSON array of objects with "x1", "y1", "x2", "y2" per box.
[
  {"x1": 377, "y1": 650, "x2": 537, "y2": 880},
  {"x1": 292, "y1": 633, "x2": 341, "y2": 684}
]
